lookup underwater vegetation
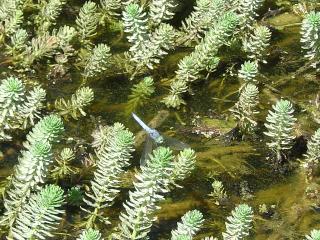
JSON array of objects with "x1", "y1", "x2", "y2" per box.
[{"x1": 0, "y1": 0, "x2": 319, "y2": 239}]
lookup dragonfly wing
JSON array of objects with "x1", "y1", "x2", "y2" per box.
[
  {"x1": 162, "y1": 136, "x2": 189, "y2": 150},
  {"x1": 140, "y1": 135, "x2": 155, "y2": 166}
]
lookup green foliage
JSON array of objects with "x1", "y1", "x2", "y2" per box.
[
  {"x1": 302, "y1": 128, "x2": 320, "y2": 179},
  {"x1": 243, "y1": 25, "x2": 271, "y2": 64},
  {"x1": 5, "y1": 28, "x2": 28, "y2": 59},
  {"x1": 12, "y1": 184, "x2": 65, "y2": 239},
  {"x1": 171, "y1": 210, "x2": 204, "y2": 240},
  {"x1": 306, "y1": 229, "x2": 320, "y2": 240},
  {"x1": 17, "y1": 86, "x2": 46, "y2": 129},
  {"x1": 0, "y1": 77, "x2": 45, "y2": 139},
  {"x1": 162, "y1": 79, "x2": 188, "y2": 108},
  {"x1": 133, "y1": 23, "x2": 176, "y2": 69},
  {"x1": 67, "y1": 186, "x2": 84, "y2": 207},
  {"x1": 238, "y1": 0, "x2": 264, "y2": 30},
  {"x1": 83, "y1": 123, "x2": 134, "y2": 228},
  {"x1": 23, "y1": 32, "x2": 58, "y2": 67},
  {"x1": 114, "y1": 146, "x2": 196, "y2": 239},
  {"x1": 171, "y1": 148, "x2": 196, "y2": 186},
  {"x1": 0, "y1": 76, "x2": 25, "y2": 140},
  {"x1": 76, "y1": 1, "x2": 99, "y2": 46},
  {"x1": 238, "y1": 61, "x2": 258, "y2": 85},
  {"x1": 209, "y1": 180, "x2": 227, "y2": 205},
  {"x1": 164, "y1": 11, "x2": 238, "y2": 108},
  {"x1": 115, "y1": 147, "x2": 174, "y2": 239},
  {"x1": 54, "y1": 25, "x2": 77, "y2": 54},
  {"x1": 35, "y1": 0, "x2": 66, "y2": 34},
  {"x1": 230, "y1": 83, "x2": 259, "y2": 136},
  {"x1": 0, "y1": 0, "x2": 24, "y2": 37},
  {"x1": 83, "y1": 44, "x2": 111, "y2": 79},
  {"x1": 2, "y1": 115, "x2": 64, "y2": 226},
  {"x1": 264, "y1": 100, "x2": 296, "y2": 162},
  {"x1": 149, "y1": 0, "x2": 176, "y2": 25},
  {"x1": 125, "y1": 76, "x2": 155, "y2": 114},
  {"x1": 179, "y1": 0, "x2": 229, "y2": 45},
  {"x1": 222, "y1": 204, "x2": 254, "y2": 240},
  {"x1": 51, "y1": 148, "x2": 78, "y2": 180},
  {"x1": 301, "y1": 11, "x2": 320, "y2": 69},
  {"x1": 78, "y1": 228, "x2": 104, "y2": 240},
  {"x1": 122, "y1": 3, "x2": 148, "y2": 53},
  {"x1": 55, "y1": 87, "x2": 94, "y2": 120},
  {"x1": 99, "y1": 0, "x2": 121, "y2": 25}
]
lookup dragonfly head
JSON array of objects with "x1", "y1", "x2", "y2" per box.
[{"x1": 149, "y1": 129, "x2": 164, "y2": 144}]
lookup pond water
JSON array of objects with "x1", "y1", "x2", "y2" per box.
[{"x1": 0, "y1": 0, "x2": 319, "y2": 239}]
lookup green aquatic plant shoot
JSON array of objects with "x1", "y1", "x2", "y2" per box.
[
  {"x1": 78, "y1": 228, "x2": 104, "y2": 240},
  {"x1": 222, "y1": 204, "x2": 254, "y2": 240},
  {"x1": 230, "y1": 83, "x2": 259, "y2": 136},
  {"x1": 302, "y1": 128, "x2": 320, "y2": 180},
  {"x1": 264, "y1": 99, "x2": 296, "y2": 163},
  {"x1": 12, "y1": 184, "x2": 65, "y2": 240},
  {"x1": 171, "y1": 209, "x2": 204, "y2": 240},
  {"x1": 2, "y1": 115, "x2": 64, "y2": 228},
  {"x1": 83, "y1": 123, "x2": 134, "y2": 228},
  {"x1": 0, "y1": 77, "x2": 46, "y2": 140},
  {"x1": 55, "y1": 86, "x2": 94, "y2": 120},
  {"x1": 243, "y1": 25, "x2": 271, "y2": 64},
  {"x1": 125, "y1": 76, "x2": 155, "y2": 114},
  {"x1": 301, "y1": 11, "x2": 320, "y2": 70},
  {"x1": 306, "y1": 229, "x2": 320, "y2": 240}
]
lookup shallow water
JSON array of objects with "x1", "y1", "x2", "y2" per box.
[{"x1": 0, "y1": 0, "x2": 320, "y2": 239}]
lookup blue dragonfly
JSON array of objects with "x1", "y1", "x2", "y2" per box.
[{"x1": 132, "y1": 113, "x2": 189, "y2": 166}]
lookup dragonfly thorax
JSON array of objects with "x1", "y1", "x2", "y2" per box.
[{"x1": 149, "y1": 129, "x2": 164, "y2": 144}]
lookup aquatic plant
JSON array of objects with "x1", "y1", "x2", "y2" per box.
[
  {"x1": 301, "y1": 11, "x2": 320, "y2": 70},
  {"x1": 99, "y1": 0, "x2": 121, "y2": 24},
  {"x1": 171, "y1": 148, "x2": 196, "y2": 186},
  {"x1": 2, "y1": 115, "x2": 64, "y2": 227},
  {"x1": 238, "y1": 0, "x2": 265, "y2": 30},
  {"x1": 76, "y1": 1, "x2": 99, "y2": 46},
  {"x1": 179, "y1": 0, "x2": 229, "y2": 45},
  {"x1": 0, "y1": 77, "x2": 46, "y2": 139},
  {"x1": 125, "y1": 76, "x2": 155, "y2": 114},
  {"x1": 171, "y1": 210, "x2": 204, "y2": 240},
  {"x1": 0, "y1": 76, "x2": 25, "y2": 140},
  {"x1": 114, "y1": 147, "x2": 174, "y2": 239},
  {"x1": 35, "y1": 0, "x2": 66, "y2": 34},
  {"x1": 306, "y1": 229, "x2": 320, "y2": 240},
  {"x1": 149, "y1": 0, "x2": 176, "y2": 25},
  {"x1": 83, "y1": 43, "x2": 111, "y2": 79},
  {"x1": 0, "y1": 0, "x2": 23, "y2": 37},
  {"x1": 122, "y1": 3, "x2": 148, "y2": 53},
  {"x1": 83, "y1": 123, "x2": 134, "y2": 228},
  {"x1": 114, "y1": 146, "x2": 195, "y2": 239},
  {"x1": 51, "y1": 148, "x2": 78, "y2": 180},
  {"x1": 55, "y1": 25, "x2": 77, "y2": 54},
  {"x1": 222, "y1": 204, "x2": 254, "y2": 240},
  {"x1": 238, "y1": 61, "x2": 259, "y2": 85},
  {"x1": 302, "y1": 128, "x2": 320, "y2": 180},
  {"x1": 18, "y1": 86, "x2": 47, "y2": 129},
  {"x1": 11, "y1": 184, "x2": 64, "y2": 239},
  {"x1": 67, "y1": 186, "x2": 84, "y2": 206},
  {"x1": 230, "y1": 83, "x2": 259, "y2": 136},
  {"x1": 264, "y1": 99, "x2": 296, "y2": 163},
  {"x1": 78, "y1": 228, "x2": 104, "y2": 240},
  {"x1": 55, "y1": 86, "x2": 94, "y2": 120},
  {"x1": 132, "y1": 23, "x2": 176, "y2": 69},
  {"x1": 209, "y1": 180, "x2": 228, "y2": 205},
  {"x1": 5, "y1": 28, "x2": 28, "y2": 60},
  {"x1": 243, "y1": 25, "x2": 271, "y2": 64},
  {"x1": 23, "y1": 32, "x2": 58, "y2": 67},
  {"x1": 164, "y1": 11, "x2": 238, "y2": 108}
]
